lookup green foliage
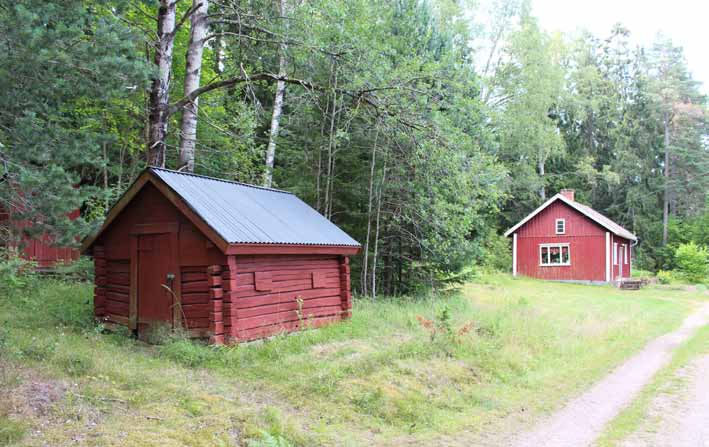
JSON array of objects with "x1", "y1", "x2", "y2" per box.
[
  {"x1": 479, "y1": 231, "x2": 512, "y2": 272},
  {"x1": 674, "y1": 242, "x2": 708, "y2": 283},
  {"x1": 0, "y1": 0, "x2": 151, "y2": 244},
  {"x1": 0, "y1": 0, "x2": 706, "y2": 295},
  {"x1": 0, "y1": 415, "x2": 28, "y2": 446},
  {"x1": 0, "y1": 250, "x2": 36, "y2": 292},
  {"x1": 656, "y1": 270, "x2": 674, "y2": 285},
  {"x1": 52, "y1": 256, "x2": 94, "y2": 282}
]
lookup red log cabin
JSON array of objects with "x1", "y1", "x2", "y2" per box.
[
  {"x1": 81, "y1": 168, "x2": 360, "y2": 344},
  {"x1": 504, "y1": 190, "x2": 637, "y2": 283},
  {"x1": 0, "y1": 204, "x2": 80, "y2": 270}
]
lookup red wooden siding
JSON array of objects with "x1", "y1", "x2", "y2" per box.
[
  {"x1": 225, "y1": 254, "x2": 346, "y2": 342},
  {"x1": 0, "y1": 206, "x2": 80, "y2": 269},
  {"x1": 610, "y1": 234, "x2": 632, "y2": 280},
  {"x1": 179, "y1": 266, "x2": 211, "y2": 331},
  {"x1": 104, "y1": 259, "x2": 130, "y2": 320},
  {"x1": 515, "y1": 201, "x2": 608, "y2": 281}
]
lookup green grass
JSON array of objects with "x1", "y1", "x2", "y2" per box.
[
  {"x1": 596, "y1": 323, "x2": 709, "y2": 447},
  {"x1": 0, "y1": 274, "x2": 705, "y2": 446}
]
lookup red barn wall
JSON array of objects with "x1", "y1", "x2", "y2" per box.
[
  {"x1": 515, "y1": 201, "x2": 607, "y2": 281},
  {"x1": 225, "y1": 254, "x2": 346, "y2": 342},
  {"x1": 0, "y1": 205, "x2": 80, "y2": 269},
  {"x1": 94, "y1": 183, "x2": 226, "y2": 326}
]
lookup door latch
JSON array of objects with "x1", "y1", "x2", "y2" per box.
[{"x1": 166, "y1": 273, "x2": 175, "y2": 288}]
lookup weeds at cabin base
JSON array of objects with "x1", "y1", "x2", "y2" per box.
[{"x1": 0, "y1": 271, "x2": 704, "y2": 446}]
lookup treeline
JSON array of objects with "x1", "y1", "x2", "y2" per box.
[{"x1": 0, "y1": 0, "x2": 706, "y2": 294}]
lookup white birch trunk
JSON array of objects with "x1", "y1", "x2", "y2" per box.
[
  {"x1": 662, "y1": 111, "x2": 670, "y2": 245},
  {"x1": 147, "y1": 0, "x2": 178, "y2": 167},
  {"x1": 371, "y1": 153, "x2": 388, "y2": 298},
  {"x1": 178, "y1": 0, "x2": 209, "y2": 172},
  {"x1": 361, "y1": 129, "x2": 379, "y2": 296},
  {"x1": 263, "y1": 0, "x2": 288, "y2": 187},
  {"x1": 538, "y1": 157, "x2": 546, "y2": 200}
]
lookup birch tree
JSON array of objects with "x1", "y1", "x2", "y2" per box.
[
  {"x1": 263, "y1": 0, "x2": 288, "y2": 187},
  {"x1": 178, "y1": 0, "x2": 209, "y2": 172},
  {"x1": 147, "y1": 0, "x2": 179, "y2": 167}
]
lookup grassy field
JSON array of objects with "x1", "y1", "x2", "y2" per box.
[{"x1": 0, "y1": 273, "x2": 705, "y2": 446}]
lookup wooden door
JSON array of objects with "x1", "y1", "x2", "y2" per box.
[
  {"x1": 618, "y1": 245, "x2": 624, "y2": 279},
  {"x1": 136, "y1": 233, "x2": 174, "y2": 338}
]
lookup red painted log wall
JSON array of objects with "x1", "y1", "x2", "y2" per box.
[
  {"x1": 93, "y1": 183, "x2": 225, "y2": 328},
  {"x1": 225, "y1": 254, "x2": 346, "y2": 342}
]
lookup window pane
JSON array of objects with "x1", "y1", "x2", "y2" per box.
[
  {"x1": 541, "y1": 247, "x2": 548, "y2": 264},
  {"x1": 557, "y1": 220, "x2": 565, "y2": 233},
  {"x1": 561, "y1": 246, "x2": 569, "y2": 264},
  {"x1": 549, "y1": 246, "x2": 561, "y2": 264}
]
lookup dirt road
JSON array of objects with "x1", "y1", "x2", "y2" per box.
[
  {"x1": 508, "y1": 303, "x2": 709, "y2": 447},
  {"x1": 619, "y1": 354, "x2": 709, "y2": 447}
]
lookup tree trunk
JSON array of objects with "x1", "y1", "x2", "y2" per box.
[
  {"x1": 178, "y1": 0, "x2": 210, "y2": 172},
  {"x1": 662, "y1": 110, "x2": 670, "y2": 245},
  {"x1": 538, "y1": 157, "x2": 546, "y2": 200},
  {"x1": 263, "y1": 0, "x2": 288, "y2": 187},
  {"x1": 324, "y1": 72, "x2": 338, "y2": 219},
  {"x1": 371, "y1": 151, "x2": 388, "y2": 298},
  {"x1": 361, "y1": 128, "x2": 380, "y2": 296},
  {"x1": 147, "y1": 0, "x2": 178, "y2": 167}
]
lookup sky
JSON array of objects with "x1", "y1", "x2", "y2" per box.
[{"x1": 531, "y1": 0, "x2": 709, "y2": 93}]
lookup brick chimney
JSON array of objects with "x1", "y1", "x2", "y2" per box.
[{"x1": 560, "y1": 189, "x2": 575, "y2": 201}]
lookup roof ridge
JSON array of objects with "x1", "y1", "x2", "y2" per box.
[
  {"x1": 504, "y1": 193, "x2": 637, "y2": 241},
  {"x1": 148, "y1": 167, "x2": 294, "y2": 195}
]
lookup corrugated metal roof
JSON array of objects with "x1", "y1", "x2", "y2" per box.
[
  {"x1": 151, "y1": 168, "x2": 360, "y2": 246},
  {"x1": 504, "y1": 193, "x2": 638, "y2": 241}
]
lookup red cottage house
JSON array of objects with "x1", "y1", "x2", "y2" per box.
[
  {"x1": 81, "y1": 168, "x2": 360, "y2": 344},
  {"x1": 504, "y1": 190, "x2": 637, "y2": 283}
]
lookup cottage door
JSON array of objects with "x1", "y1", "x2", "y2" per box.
[
  {"x1": 136, "y1": 233, "x2": 174, "y2": 340},
  {"x1": 618, "y1": 245, "x2": 624, "y2": 280}
]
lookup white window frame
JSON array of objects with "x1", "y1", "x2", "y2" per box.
[
  {"x1": 623, "y1": 244, "x2": 628, "y2": 264},
  {"x1": 613, "y1": 242, "x2": 618, "y2": 265},
  {"x1": 539, "y1": 243, "x2": 571, "y2": 267},
  {"x1": 555, "y1": 218, "x2": 566, "y2": 234}
]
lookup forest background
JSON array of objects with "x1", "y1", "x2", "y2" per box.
[{"x1": 0, "y1": 0, "x2": 706, "y2": 294}]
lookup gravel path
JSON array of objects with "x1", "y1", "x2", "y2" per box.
[
  {"x1": 509, "y1": 303, "x2": 709, "y2": 447},
  {"x1": 620, "y1": 354, "x2": 709, "y2": 447}
]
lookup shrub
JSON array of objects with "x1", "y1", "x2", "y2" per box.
[
  {"x1": 480, "y1": 232, "x2": 512, "y2": 272},
  {"x1": 674, "y1": 242, "x2": 708, "y2": 283},
  {"x1": 53, "y1": 256, "x2": 94, "y2": 282},
  {"x1": 657, "y1": 270, "x2": 674, "y2": 285},
  {"x1": 0, "y1": 249, "x2": 37, "y2": 292}
]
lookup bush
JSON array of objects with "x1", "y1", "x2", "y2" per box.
[
  {"x1": 674, "y1": 242, "x2": 708, "y2": 283},
  {"x1": 0, "y1": 249, "x2": 37, "y2": 292},
  {"x1": 53, "y1": 256, "x2": 94, "y2": 282},
  {"x1": 480, "y1": 232, "x2": 512, "y2": 272},
  {"x1": 657, "y1": 270, "x2": 674, "y2": 285}
]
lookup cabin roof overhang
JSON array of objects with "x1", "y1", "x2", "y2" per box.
[
  {"x1": 81, "y1": 169, "x2": 361, "y2": 256},
  {"x1": 503, "y1": 193, "x2": 637, "y2": 241}
]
